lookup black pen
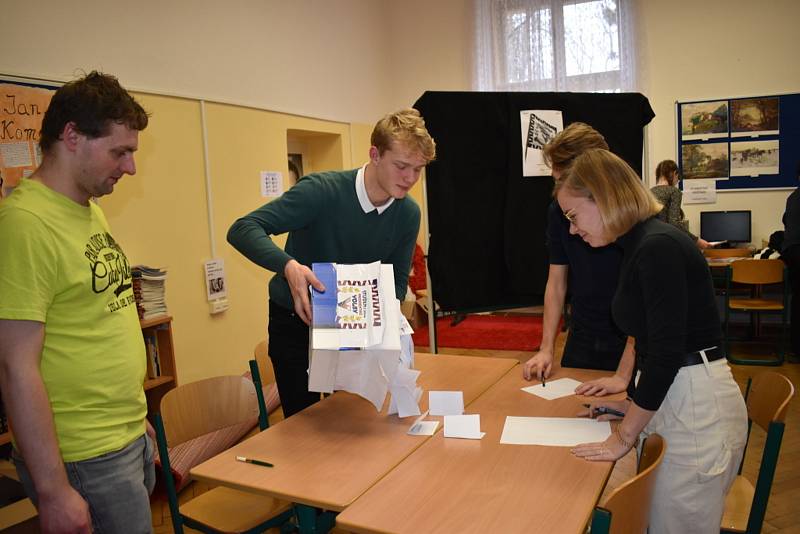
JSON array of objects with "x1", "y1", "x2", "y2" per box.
[
  {"x1": 582, "y1": 403, "x2": 625, "y2": 418},
  {"x1": 541, "y1": 374, "x2": 545, "y2": 387},
  {"x1": 236, "y1": 455, "x2": 274, "y2": 468}
]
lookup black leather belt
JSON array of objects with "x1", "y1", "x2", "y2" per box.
[{"x1": 680, "y1": 346, "x2": 724, "y2": 367}]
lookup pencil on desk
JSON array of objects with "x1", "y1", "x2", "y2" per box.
[{"x1": 236, "y1": 455, "x2": 274, "y2": 468}]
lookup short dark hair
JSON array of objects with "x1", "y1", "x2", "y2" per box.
[{"x1": 39, "y1": 71, "x2": 148, "y2": 152}]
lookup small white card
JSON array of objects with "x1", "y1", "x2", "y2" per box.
[
  {"x1": 429, "y1": 391, "x2": 464, "y2": 416},
  {"x1": 407, "y1": 420, "x2": 439, "y2": 436},
  {"x1": 444, "y1": 414, "x2": 484, "y2": 439},
  {"x1": 521, "y1": 377, "x2": 582, "y2": 400}
]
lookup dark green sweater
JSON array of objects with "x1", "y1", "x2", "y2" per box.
[{"x1": 227, "y1": 169, "x2": 420, "y2": 311}]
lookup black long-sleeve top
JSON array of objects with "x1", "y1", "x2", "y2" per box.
[{"x1": 612, "y1": 218, "x2": 721, "y2": 411}]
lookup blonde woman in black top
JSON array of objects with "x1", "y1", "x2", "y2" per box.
[
  {"x1": 650, "y1": 159, "x2": 710, "y2": 249},
  {"x1": 561, "y1": 149, "x2": 747, "y2": 534}
]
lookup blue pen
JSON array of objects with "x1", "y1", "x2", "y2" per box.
[{"x1": 582, "y1": 403, "x2": 625, "y2": 418}]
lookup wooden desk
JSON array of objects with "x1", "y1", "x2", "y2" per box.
[
  {"x1": 336, "y1": 367, "x2": 621, "y2": 534},
  {"x1": 190, "y1": 353, "x2": 516, "y2": 528}
]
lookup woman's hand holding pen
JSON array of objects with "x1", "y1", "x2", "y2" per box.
[{"x1": 577, "y1": 399, "x2": 629, "y2": 421}]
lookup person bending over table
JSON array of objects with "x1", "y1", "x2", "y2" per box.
[
  {"x1": 522, "y1": 122, "x2": 635, "y2": 396},
  {"x1": 228, "y1": 109, "x2": 436, "y2": 418},
  {"x1": 564, "y1": 149, "x2": 747, "y2": 534}
]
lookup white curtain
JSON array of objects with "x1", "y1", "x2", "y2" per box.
[{"x1": 473, "y1": 0, "x2": 638, "y2": 92}]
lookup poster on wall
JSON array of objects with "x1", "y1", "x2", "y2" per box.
[
  {"x1": 730, "y1": 97, "x2": 779, "y2": 137},
  {"x1": 0, "y1": 83, "x2": 55, "y2": 198},
  {"x1": 681, "y1": 142, "x2": 729, "y2": 180},
  {"x1": 730, "y1": 140, "x2": 779, "y2": 177},
  {"x1": 680, "y1": 101, "x2": 728, "y2": 141},
  {"x1": 520, "y1": 110, "x2": 563, "y2": 177}
]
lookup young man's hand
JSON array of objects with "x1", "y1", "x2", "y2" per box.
[
  {"x1": 284, "y1": 260, "x2": 325, "y2": 325},
  {"x1": 522, "y1": 350, "x2": 554, "y2": 381}
]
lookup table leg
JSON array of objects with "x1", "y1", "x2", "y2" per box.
[{"x1": 295, "y1": 504, "x2": 336, "y2": 534}]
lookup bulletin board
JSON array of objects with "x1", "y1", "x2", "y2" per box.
[
  {"x1": 0, "y1": 76, "x2": 58, "y2": 198},
  {"x1": 676, "y1": 92, "x2": 800, "y2": 192}
]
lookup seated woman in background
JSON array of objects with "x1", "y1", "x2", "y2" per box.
[
  {"x1": 650, "y1": 159, "x2": 710, "y2": 249},
  {"x1": 561, "y1": 149, "x2": 747, "y2": 534}
]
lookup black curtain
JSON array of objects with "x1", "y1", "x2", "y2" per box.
[{"x1": 414, "y1": 91, "x2": 655, "y2": 312}]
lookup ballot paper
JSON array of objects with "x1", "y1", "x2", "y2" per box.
[
  {"x1": 308, "y1": 263, "x2": 421, "y2": 414},
  {"x1": 407, "y1": 413, "x2": 439, "y2": 436},
  {"x1": 521, "y1": 377, "x2": 582, "y2": 400},
  {"x1": 429, "y1": 391, "x2": 464, "y2": 416},
  {"x1": 500, "y1": 416, "x2": 611, "y2": 446},
  {"x1": 444, "y1": 414, "x2": 484, "y2": 439}
]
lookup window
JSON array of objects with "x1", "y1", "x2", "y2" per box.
[{"x1": 474, "y1": 0, "x2": 636, "y2": 92}]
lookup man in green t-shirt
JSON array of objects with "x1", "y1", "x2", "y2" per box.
[
  {"x1": 0, "y1": 72, "x2": 152, "y2": 533},
  {"x1": 228, "y1": 108, "x2": 436, "y2": 417}
]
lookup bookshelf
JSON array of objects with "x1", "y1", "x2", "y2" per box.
[
  {"x1": 0, "y1": 315, "x2": 178, "y2": 445},
  {"x1": 140, "y1": 315, "x2": 177, "y2": 417}
]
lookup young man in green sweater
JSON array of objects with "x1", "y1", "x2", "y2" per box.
[{"x1": 228, "y1": 109, "x2": 436, "y2": 417}]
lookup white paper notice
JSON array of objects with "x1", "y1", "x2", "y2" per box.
[
  {"x1": 443, "y1": 414, "x2": 484, "y2": 439},
  {"x1": 0, "y1": 142, "x2": 33, "y2": 168},
  {"x1": 203, "y1": 259, "x2": 227, "y2": 301},
  {"x1": 500, "y1": 416, "x2": 611, "y2": 446},
  {"x1": 429, "y1": 391, "x2": 464, "y2": 416},
  {"x1": 683, "y1": 179, "x2": 716, "y2": 204},
  {"x1": 260, "y1": 171, "x2": 283, "y2": 197},
  {"x1": 520, "y1": 110, "x2": 563, "y2": 177},
  {"x1": 521, "y1": 377, "x2": 582, "y2": 400}
]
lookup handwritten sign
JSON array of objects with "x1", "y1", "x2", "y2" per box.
[{"x1": 1, "y1": 83, "x2": 55, "y2": 197}]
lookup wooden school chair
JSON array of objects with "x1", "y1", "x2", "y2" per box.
[
  {"x1": 721, "y1": 371, "x2": 795, "y2": 534},
  {"x1": 154, "y1": 374, "x2": 295, "y2": 533},
  {"x1": 590, "y1": 433, "x2": 666, "y2": 534},
  {"x1": 724, "y1": 259, "x2": 789, "y2": 365}
]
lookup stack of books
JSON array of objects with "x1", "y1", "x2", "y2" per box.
[{"x1": 131, "y1": 265, "x2": 168, "y2": 320}]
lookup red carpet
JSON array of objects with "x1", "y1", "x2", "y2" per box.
[{"x1": 412, "y1": 314, "x2": 544, "y2": 351}]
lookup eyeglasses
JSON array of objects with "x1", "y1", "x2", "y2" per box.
[{"x1": 563, "y1": 208, "x2": 578, "y2": 225}]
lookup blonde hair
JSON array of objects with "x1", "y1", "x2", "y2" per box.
[
  {"x1": 543, "y1": 122, "x2": 608, "y2": 175},
  {"x1": 556, "y1": 149, "x2": 662, "y2": 238},
  {"x1": 371, "y1": 108, "x2": 436, "y2": 162}
]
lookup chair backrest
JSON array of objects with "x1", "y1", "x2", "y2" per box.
[
  {"x1": 704, "y1": 248, "x2": 752, "y2": 258},
  {"x1": 730, "y1": 259, "x2": 784, "y2": 286},
  {"x1": 253, "y1": 340, "x2": 277, "y2": 384},
  {"x1": 593, "y1": 434, "x2": 666, "y2": 534},
  {"x1": 159, "y1": 375, "x2": 259, "y2": 447},
  {"x1": 747, "y1": 371, "x2": 794, "y2": 432}
]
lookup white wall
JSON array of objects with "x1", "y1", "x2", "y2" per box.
[
  {"x1": 1, "y1": 0, "x2": 391, "y2": 124},
  {"x1": 638, "y1": 0, "x2": 799, "y2": 245}
]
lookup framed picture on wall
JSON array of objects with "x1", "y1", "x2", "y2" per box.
[
  {"x1": 681, "y1": 142, "x2": 729, "y2": 180},
  {"x1": 730, "y1": 97, "x2": 779, "y2": 137},
  {"x1": 680, "y1": 100, "x2": 728, "y2": 141}
]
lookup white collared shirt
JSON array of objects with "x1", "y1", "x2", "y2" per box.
[{"x1": 356, "y1": 164, "x2": 394, "y2": 215}]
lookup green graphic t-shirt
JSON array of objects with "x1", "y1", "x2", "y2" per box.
[{"x1": 0, "y1": 179, "x2": 146, "y2": 462}]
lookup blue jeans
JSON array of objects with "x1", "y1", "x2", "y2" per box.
[{"x1": 13, "y1": 434, "x2": 155, "y2": 534}]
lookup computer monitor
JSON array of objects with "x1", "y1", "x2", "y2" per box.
[{"x1": 700, "y1": 210, "x2": 751, "y2": 244}]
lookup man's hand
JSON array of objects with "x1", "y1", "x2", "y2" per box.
[
  {"x1": 696, "y1": 237, "x2": 710, "y2": 249},
  {"x1": 522, "y1": 350, "x2": 553, "y2": 381},
  {"x1": 38, "y1": 485, "x2": 92, "y2": 534},
  {"x1": 574, "y1": 374, "x2": 629, "y2": 397},
  {"x1": 284, "y1": 259, "x2": 325, "y2": 325}
]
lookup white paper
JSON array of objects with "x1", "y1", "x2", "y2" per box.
[
  {"x1": 407, "y1": 413, "x2": 439, "y2": 436},
  {"x1": 0, "y1": 142, "x2": 33, "y2": 167},
  {"x1": 260, "y1": 171, "x2": 283, "y2": 197},
  {"x1": 388, "y1": 366, "x2": 422, "y2": 418},
  {"x1": 500, "y1": 416, "x2": 611, "y2": 446},
  {"x1": 683, "y1": 179, "x2": 717, "y2": 204},
  {"x1": 521, "y1": 377, "x2": 582, "y2": 400},
  {"x1": 429, "y1": 391, "x2": 464, "y2": 416},
  {"x1": 444, "y1": 414, "x2": 484, "y2": 439},
  {"x1": 520, "y1": 110, "x2": 563, "y2": 177},
  {"x1": 203, "y1": 259, "x2": 227, "y2": 301}
]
